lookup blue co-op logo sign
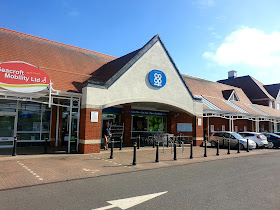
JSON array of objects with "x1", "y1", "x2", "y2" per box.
[{"x1": 148, "y1": 70, "x2": 166, "y2": 88}]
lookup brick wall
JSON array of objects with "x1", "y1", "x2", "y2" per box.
[
  {"x1": 168, "y1": 111, "x2": 203, "y2": 146},
  {"x1": 121, "y1": 105, "x2": 132, "y2": 145},
  {"x1": 79, "y1": 108, "x2": 102, "y2": 153}
]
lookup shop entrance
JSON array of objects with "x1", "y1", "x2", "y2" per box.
[{"x1": 0, "y1": 112, "x2": 16, "y2": 148}]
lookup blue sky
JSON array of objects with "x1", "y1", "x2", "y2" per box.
[{"x1": 2, "y1": 0, "x2": 280, "y2": 85}]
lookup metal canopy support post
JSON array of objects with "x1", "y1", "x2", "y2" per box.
[
  {"x1": 274, "y1": 120, "x2": 277, "y2": 133},
  {"x1": 76, "y1": 98, "x2": 80, "y2": 152},
  {"x1": 55, "y1": 105, "x2": 59, "y2": 147},
  {"x1": 229, "y1": 117, "x2": 231, "y2": 132},
  {"x1": 48, "y1": 83, "x2": 52, "y2": 108},
  {"x1": 207, "y1": 117, "x2": 210, "y2": 141},
  {"x1": 255, "y1": 118, "x2": 259, "y2": 132},
  {"x1": 68, "y1": 97, "x2": 73, "y2": 154}
]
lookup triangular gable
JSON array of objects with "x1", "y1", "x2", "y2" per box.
[{"x1": 86, "y1": 35, "x2": 199, "y2": 101}]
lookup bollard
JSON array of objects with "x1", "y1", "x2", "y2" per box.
[
  {"x1": 237, "y1": 139, "x2": 240, "y2": 153},
  {"x1": 44, "y1": 137, "x2": 48, "y2": 154},
  {"x1": 174, "y1": 142, "x2": 177, "y2": 160},
  {"x1": 119, "y1": 136, "x2": 123, "y2": 150},
  {"x1": 204, "y1": 140, "x2": 207, "y2": 157},
  {"x1": 182, "y1": 141, "x2": 184, "y2": 153},
  {"x1": 12, "y1": 137, "x2": 17, "y2": 156},
  {"x1": 223, "y1": 138, "x2": 225, "y2": 148},
  {"x1": 137, "y1": 135, "x2": 140, "y2": 149},
  {"x1": 216, "y1": 140, "x2": 219, "y2": 156},
  {"x1": 133, "y1": 142, "x2": 137, "y2": 165},
  {"x1": 162, "y1": 140, "x2": 164, "y2": 153},
  {"x1": 190, "y1": 140, "x2": 193, "y2": 159},
  {"x1": 227, "y1": 140, "x2": 230, "y2": 154},
  {"x1": 247, "y1": 139, "x2": 249, "y2": 152},
  {"x1": 155, "y1": 142, "x2": 159, "y2": 162},
  {"x1": 110, "y1": 140, "x2": 114, "y2": 159},
  {"x1": 153, "y1": 135, "x2": 155, "y2": 148},
  {"x1": 166, "y1": 135, "x2": 169, "y2": 147}
]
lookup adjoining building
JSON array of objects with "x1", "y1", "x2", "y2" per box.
[
  {"x1": 183, "y1": 75, "x2": 280, "y2": 139},
  {"x1": 218, "y1": 71, "x2": 275, "y2": 107},
  {"x1": 0, "y1": 27, "x2": 204, "y2": 153}
]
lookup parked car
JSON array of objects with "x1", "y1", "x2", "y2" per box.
[
  {"x1": 239, "y1": 132, "x2": 268, "y2": 148},
  {"x1": 262, "y1": 133, "x2": 280, "y2": 149},
  {"x1": 210, "y1": 131, "x2": 256, "y2": 149},
  {"x1": 274, "y1": 132, "x2": 280, "y2": 136}
]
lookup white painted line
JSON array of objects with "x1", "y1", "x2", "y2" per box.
[
  {"x1": 93, "y1": 191, "x2": 168, "y2": 210},
  {"x1": 17, "y1": 161, "x2": 43, "y2": 182}
]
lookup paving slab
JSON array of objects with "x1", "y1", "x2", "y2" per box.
[{"x1": 0, "y1": 145, "x2": 278, "y2": 191}]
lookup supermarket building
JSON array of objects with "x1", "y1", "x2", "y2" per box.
[{"x1": 0, "y1": 27, "x2": 204, "y2": 153}]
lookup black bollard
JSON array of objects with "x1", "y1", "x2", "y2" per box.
[
  {"x1": 12, "y1": 137, "x2": 17, "y2": 156},
  {"x1": 155, "y1": 142, "x2": 159, "y2": 162},
  {"x1": 166, "y1": 135, "x2": 169, "y2": 148},
  {"x1": 110, "y1": 140, "x2": 114, "y2": 159},
  {"x1": 247, "y1": 139, "x2": 249, "y2": 152},
  {"x1": 190, "y1": 140, "x2": 193, "y2": 159},
  {"x1": 153, "y1": 135, "x2": 155, "y2": 148},
  {"x1": 133, "y1": 142, "x2": 137, "y2": 165},
  {"x1": 237, "y1": 139, "x2": 240, "y2": 153},
  {"x1": 227, "y1": 140, "x2": 230, "y2": 154},
  {"x1": 204, "y1": 140, "x2": 207, "y2": 157},
  {"x1": 223, "y1": 138, "x2": 225, "y2": 148},
  {"x1": 44, "y1": 137, "x2": 48, "y2": 154},
  {"x1": 137, "y1": 135, "x2": 140, "y2": 149},
  {"x1": 216, "y1": 140, "x2": 219, "y2": 156},
  {"x1": 174, "y1": 142, "x2": 177, "y2": 160},
  {"x1": 119, "y1": 136, "x2": 123, "y2": 150}
]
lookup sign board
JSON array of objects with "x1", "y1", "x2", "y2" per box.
[
  {"x1": 131, "y1": 109, "x2": 167, "y2": 116},
  {"x1": 197, "y1": 118, "x2": 202, "y2": 126},
  {"x1": 148, "y1": 70, "x2": 166, "y2": 88},
  {"x1": 177, "y1": 123, "x2": 192, "y2": 132},
  {"x1": 90, "y1": 111, "x2": 98, "y2": 122},
  {"x1": 0, "y1": 61, "x2": 50, "y2": 93}
]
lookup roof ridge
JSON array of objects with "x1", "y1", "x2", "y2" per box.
[
  {"x1": 182, "y1": 73, "x2": 246, "y2": 91},
  {"x1": 0, "y1": 27, "x2": 117, "y2": 59}
]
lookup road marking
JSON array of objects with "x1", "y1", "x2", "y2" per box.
[
  {"x1": 93, "y1": 191, "x2": 168, "y2": 210},
  {"x1": 17, "y1": 161, "x2": 43, "y2": 181},
  {"x1": 83, "y1": 168, "x2": 100, "y2": 174}
]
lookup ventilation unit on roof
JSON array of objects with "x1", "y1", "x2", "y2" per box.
[{"x1": 228, "y1": 70, "x2": 237, "y2": 80}]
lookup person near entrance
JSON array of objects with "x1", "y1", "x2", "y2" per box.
[{"x1": 102, "y1": 121, "x2": 112, "y2": 150}]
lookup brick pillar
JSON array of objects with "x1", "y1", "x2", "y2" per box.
[
  {"x1": 121, "y1": 105, "x2": 132, "y2": 145},
  {"x1": 193, "y1": 116, "x2": 203, "y2": 146},
  {"x1": 79, "y1": 108, "x2": 102, "y2": 154}
]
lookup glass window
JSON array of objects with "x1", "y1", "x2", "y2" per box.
[
  {"x1": 19, "y1": 101, "x2": 41, "y2": 110},
  {"x1": 133, "y1": 116, "x2": 148, "y2": 131},
  {"x1": 17, "y1": 110, "x2": 41, "y2": 131},
  {"x1": 148, "y1": 116, "x2": 166, "y2": 132}
]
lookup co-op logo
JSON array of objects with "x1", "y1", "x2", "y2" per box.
[{"x1": 148, "y1": 70, "x2": 166, "y2": 88}]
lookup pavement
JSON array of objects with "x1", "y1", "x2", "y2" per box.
[{"x1": 0, "y1": 144, "x2": 279, "y2": 191}]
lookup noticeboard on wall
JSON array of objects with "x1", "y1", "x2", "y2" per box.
[
  {"x1": 90, "y1": 111, "x2": 98, "y2": 122},
  {"x1": 177, "y1": 123, "x2": 192, "y2": 132}
]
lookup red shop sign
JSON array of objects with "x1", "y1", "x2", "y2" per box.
[{"x1": 0, "y1": 61, "x2": 50, "y2": 93}]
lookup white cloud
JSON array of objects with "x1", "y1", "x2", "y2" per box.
[
  {"x1": 198, "y1": 0, "x2": 215, "y2": 7},
  {"x1": 203, "y1": 27, "x2": 280, "y2": 67}
]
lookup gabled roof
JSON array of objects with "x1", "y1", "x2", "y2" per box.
[
  {"x1": 264, "y1": 83, "x2": 280, "y2": 99},
  {"x1": 0, "y1": 27, "x2": 116, "y2": 93},
  {"x1": 87, "y1": 35, "x2": 198, "y2": 100},
  {"x1": 182, "y1": 74, "x2": 251, "y2": 103},
  {"x1": 218, "y1": 75, "x2": 274, "y2": 101},
  {"x1": 222, "y1": 89, "x2": 235, "y2": 100}
]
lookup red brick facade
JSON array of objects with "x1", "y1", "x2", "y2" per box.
[
  {"x1": 167, "y1": 111, "x2": 203, "y2": 146},
  {"x1": 121, "y1": 105, "x2": 133, "y2": 145},
  {"x1": 79, "y1": 108, "x2": 102, "y2": 154}
]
